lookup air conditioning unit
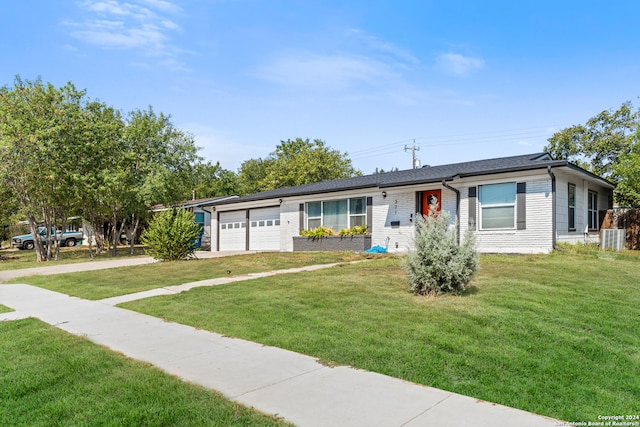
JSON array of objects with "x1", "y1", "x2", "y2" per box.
[{"x1": 600, "y1": 229, "x2": 625, "y2": 251}]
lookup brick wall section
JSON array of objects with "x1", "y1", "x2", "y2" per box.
[{"x1": 292, "y1": 235, "x2": 372, "y2": 251}]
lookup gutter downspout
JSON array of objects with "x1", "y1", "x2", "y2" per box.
[
  {"x1": 442, "y1": 179, "x2": 461, "y2": 244},
  {"x1": 547, "y1": 166, "x2": 556, "y2": 250}
]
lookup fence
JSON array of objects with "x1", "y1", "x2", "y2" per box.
[{"x1": 600, "y1": 209, "x2": 640, "y2": 250}]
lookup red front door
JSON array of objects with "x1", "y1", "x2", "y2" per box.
[{"x1": 422, "y1": 190, "x2": 442, "y2": 215}]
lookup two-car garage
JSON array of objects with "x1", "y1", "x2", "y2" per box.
[{"x1": 218, "y1": 206, "x2": 281, "y2": 251}]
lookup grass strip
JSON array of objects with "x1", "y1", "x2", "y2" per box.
[
  {"x1": 5, "y1": 252, "x2": 368, "y2": 299},
  {"x1": 0, "y1": 246, "x2": 147, "y2": 272},
  {"x1": 0, "y1": 318, "x2": 289, "y2": 427},
  {"x1": 121, "y1": 250, "x2": 640, "y2": 422}
]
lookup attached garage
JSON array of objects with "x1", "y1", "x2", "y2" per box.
[
  {"x1": 249, "y1": 207, "x2": 281, "y2": 251},
  {"x1": 219, "y1": 211, "x2": 247, "y2": 251}
]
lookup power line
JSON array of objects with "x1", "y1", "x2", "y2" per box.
[{"x1": 348, "y1": 126, "x2": 556, "y2": 161}]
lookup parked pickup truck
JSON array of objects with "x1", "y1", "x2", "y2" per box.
[{"x1": 12, "y1": 227, "x2": 83, "y2": 250}]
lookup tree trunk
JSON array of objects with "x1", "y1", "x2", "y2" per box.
[
  {"x1": 27, "y1": 214, "x2": 46, "y2": 262},
  {"x1": 128, "y1": 216, "x2": 139, "y2": 255}
]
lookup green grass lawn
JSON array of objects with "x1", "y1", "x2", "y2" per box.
[
  {"x1": 0, "y1": 304, "x2": 13, "y2": 313},
  {"x1": 0, "y1": 318, "x2": 290, "y2": 427},
  {"x1": 0, "y1": 246, "x2": 147, "y2": 272},
  {"x1": 6, "y1": 252, "x2": 368, "y2": 299},
  {"x1": 120, "y1": 249, "x2": 640, "y2": 422}
]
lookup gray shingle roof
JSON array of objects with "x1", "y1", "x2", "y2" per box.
[{"x1": 212, "y1": 152, "x2": 610, "y2": 205}]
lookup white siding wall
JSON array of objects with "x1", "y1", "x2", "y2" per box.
[
  {"x1": 459, "y1": 175, "x2": 554, "y2": 253},
  {"x1": 209, "y1": 169, "x2": 611, "y2": 254},
  {"x1": 369, "y1": 186, "x2": 457, "y2": 253},
  {"x1": 280, "y1": 201, "x2": 300, "y2": 252},
  {"x1": 370, "y1": 191, "x2": 415, "y2": 252},
  {"x1": 555, "y1": 171, "x2": 613, "y2": 245}
]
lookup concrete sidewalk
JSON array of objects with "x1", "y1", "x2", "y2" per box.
[{"x1": 0, "y1": 258, "x2": 562, "y2": 426}]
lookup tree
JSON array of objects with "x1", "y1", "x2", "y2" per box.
[
  {"x1": 111, "y1": 107, "x2": 201, "y2": 255},
  {"x1": 613, "y1": 127, "x2": 640, "y2": 207},
  {"x1": 1, "y1": 77, "x2": 207, "y2": 261},
  {"x1": 240, "y1": 138, "x2": 361, "y2": 193},
  {"x1": 188, "y1": 161, "x2": 238, "y2": 199},
  {"x1": 545, "y1": 102, "x2": 639, "y2": 179},
  {"x1": 403, "y1": 209, "x2": 478, "y2": 296},
  {"x1": 0, "y1": 77, "x2": 89, "y2": 261},
  {"x1": 237, "y1": 158, "x2": 271, "y2": 195}
]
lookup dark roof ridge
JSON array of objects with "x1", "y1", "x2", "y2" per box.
[{"x1": 210, "y1": 152, "x2": 612, "y2": 205}]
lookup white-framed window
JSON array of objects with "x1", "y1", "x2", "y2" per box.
[
  {"x1": 306, "y1": 197, "x2": 367, "y2": 230},
  {"x1": 568, "y1": 183, "x2": 576, "y2": 231},
  {"x1": 349, "y1": 197, "x2": 366, "y2": 227},
  {"x1": 479, "y1": 182, "x2": 516, "y2": 229},
  {"x1": 588, "y1": 191, "x2": 598, "y2": 230},
  {"x1": 307, "y1": 201, "x2": 322, "y2": 229}
]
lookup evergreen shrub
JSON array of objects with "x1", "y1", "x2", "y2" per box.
[
  {"x1": 403, "y1": 210, "x2": 478, "y2": 296},
  {"x1": 141, "y1": 208, "x2": 201, "y2": 261}
]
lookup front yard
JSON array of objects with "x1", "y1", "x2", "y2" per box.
[
  {"x1": 118, "y1": 250, "x2": 639, "y2": 422},
  {"x1": 3, "y1": 248, "x2": 639, "y2": 422}
]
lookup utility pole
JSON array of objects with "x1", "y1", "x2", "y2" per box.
[{"x1": 404, "y1": 140, "x2": 420, "y2": 169}]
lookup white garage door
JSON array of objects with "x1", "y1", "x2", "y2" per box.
[
  {"x1": 219, "y1": 211, "x2": 247, "y2": 251},
  {"x1": 249, "y1": 207, "x2": 281, "y2": 251}
]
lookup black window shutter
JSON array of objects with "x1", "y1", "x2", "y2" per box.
[
  {"x1": 516, "y1": 182, "x2": 526, "y2": 230},
  {"x1": 468, "y1": 187, "x2": 477, "y2": 230},
  {"x1": 299, "y1": 203, "x2": 304, "y2": 232}
]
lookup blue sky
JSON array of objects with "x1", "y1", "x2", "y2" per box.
[{"x1": 2, "y1": 1, "x2": 639, "y2": 174}]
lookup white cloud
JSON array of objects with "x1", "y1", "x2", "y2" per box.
[
  {"x1": 348, "y1": 29, "x2": 419, "y2": 65},
  {"x1": 70, "y1": 20, "x2": 167, "y2": 49},
  {"x1": 435, "y1": 53, "x2": 484, "y2": 76},
  {"x1": 256, "y1": 53, "x2": 396, "y2": 90},
  {"x1": 66, "y1": 0, "x2": 183, "y2": 65},
  {"x1": 517, "y1": 140, "x2": 529, "y2": 145}
]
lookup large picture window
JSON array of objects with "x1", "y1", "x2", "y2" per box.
[
  {"x1": 306, "y1": 197, "x2": 367, "y2": 230},
  {"x1": 479, "y1": 182, "x2": 516, "y2": 229},
  {"x1": 588, "y1": 191, "x2": 598, "y2": 230},
  {"x1": 568, "y1": 183, "x2": 576, "y2": 231}
]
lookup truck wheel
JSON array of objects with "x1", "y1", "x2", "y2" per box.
[
  {"x1": 65, "y1": 238, "x2": 76, "y2": 247},
  {"x1": 23, "y1": 241, "x2": 35, "y2": 250}
]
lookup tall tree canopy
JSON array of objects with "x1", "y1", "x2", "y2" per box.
[
  {"x1": 612, "y1": 127, "x2": 640, "y2": 207},
  {"x1": 545, "y1": 102, "x2": 639, "y2": 177},
  {"x1": 238, "y1": 138, "x2": 361, "y2": 194},
  {"x1": 0, "y1": 77, "x2": 208, "y2": 260},
  {"x1": 545, "y1": 101, "x2": 640, "y2": 206}
]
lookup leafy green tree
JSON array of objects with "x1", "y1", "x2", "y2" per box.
[
  {"x1": 261, "y1": 138, "x2": 361, "y2": 189},
  {"x1": 403, "y1": 210, "x2": 478, "y2": 296},
  {"x1": 75, "y1": 100, "x2": 125, "y2": 257},
  {"x1": 141, "y1": 208, "x2": 201, "y2": 261},
  {"x1": 111, "y1": 107, "x2": 201, "y2": 255},
  {"x1": 0, "y1": 77, "x2": 89, "y2": 261},
  {"x1": 237, "y1": 158, "x2": 271, "y2": 195},
  {"x1": 613, "y1": 128, "x2": 640, "y2": 207},
  {"x1": 238, "y1": 138, "x2": 361, "y2": 194},
  {"x1": 189, "y1": 161, "x2": 238, "y2": 199},
  {"x1": 545, "y1": 102, "x2": 639, "y2": 178}
]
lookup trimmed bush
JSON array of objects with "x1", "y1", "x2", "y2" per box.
[
  {"x1": 141, "y1": 208, "x2": 202, "y2": 261},
  {"x1": 338, "y1": 224, "x2": 369, "y2": 236},
  {"x1": 300, "y1": 226, "x2": 337, "y2": 238},
  {"x1": 403, "y1": 210, "x2": 478, "y2": 296}
]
